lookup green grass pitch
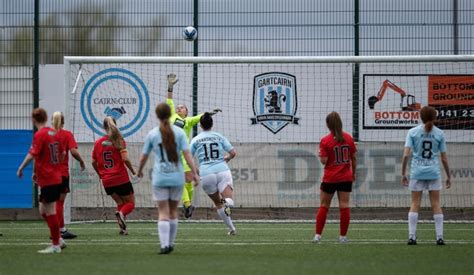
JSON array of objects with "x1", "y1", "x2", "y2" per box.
[{"x1": 1, "y1": 221, "x2": 473, "y2": 275}]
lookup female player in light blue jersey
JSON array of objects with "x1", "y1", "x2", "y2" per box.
[
  {"x1": 190, "y1": 113, "x2": 237, "y2": 235},
  {"x1": 137, "y1": 103, "x2": 199, "y2": 254},
  {"x1": 401, "y1": 106, "x2": 452, "y2": 245}
]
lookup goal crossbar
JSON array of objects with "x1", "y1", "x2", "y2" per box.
[{"x1": 64, "y1": 55, "x2": 474, "y2": 64}]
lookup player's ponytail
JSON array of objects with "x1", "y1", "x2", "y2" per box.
[
  {"x1": 52, "y1": 111, "x2": 64, "y2": 130},
  {"x1": 103, "y1": 116, "x2": 124, "y2": 150},
  {"x1": 326, "y1": 111, "x2": 344, "y2": 143},
  {"x1": 156, "y1": 103, "x2": 179, "y2": 164},
  {"x1": 420, "y1": 106, "x2": 437, "y2": 133}
]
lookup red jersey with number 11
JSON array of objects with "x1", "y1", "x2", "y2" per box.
[
  {"x1": 29, "y1": 127, "x2": 63, "y2": 187},
  {"x1": 319, "y1": 132, "x2": 357, "y2": 183},
  {"x1": 92, "y1": 136, "x2": 130, "y2": 188}
]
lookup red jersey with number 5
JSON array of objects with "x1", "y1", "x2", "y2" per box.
[
  {"x1": 92, "y1": 136, "x2": 130, "y2": 187},
  {"x1": 29, "y1": 127, "x2": 63, "y2": 187},
  {"x1": 319, "y1": 132, "x2": 357, "y2": 183},
  {"x1": 57, "y1": 129, "x2": 78, "y2": 177}
]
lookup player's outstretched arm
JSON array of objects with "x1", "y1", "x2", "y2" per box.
[
  {"x1": 188, "y1": 109, "x2": 222, "y2": 128},
  {"x1": 167, "y1": 73, "x2": 178, "y2": 99},
  {"x1": 209, "y1": 108, "x2": 222, "y2": 116}
]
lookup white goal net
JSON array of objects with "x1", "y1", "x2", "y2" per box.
[{"x1": 64, "y1": 56, "x2": 474, "y2": 221}]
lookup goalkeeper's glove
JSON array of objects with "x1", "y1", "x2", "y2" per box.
[
  {"x1": 167, "y1": 73, "x2": 178, "y2": 91},
  {"x1": 209, "y1": 108, "x2": 222, "y2": 115}
]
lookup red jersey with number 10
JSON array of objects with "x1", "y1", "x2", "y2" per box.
[
  {"x1": 92, "y1": 136, "x2": 130, "y2": 188},
  {"x1": 57, "y1": 129, "x2": 78, "y2": 177},
  {"x1": 29, "y1": 127, "x2": 63, "y2": 187},
  {"x1": 319, "y1": 132, "x2": 357, "y2": 183}
]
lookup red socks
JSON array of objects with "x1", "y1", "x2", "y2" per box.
[
  {"x1": 339, "y1": 207, "x2": 350, "y2": 236},
  {"x1": 315, "y1": 206, "x2": 328, "y2": 235},
  {"x1": 316, "y1": 207, "x2": 351, "y2": 236},
  {"x1": 118, "y1": 202, "x2": 135, "y2": 217},
  {"x1": 45, "y1": 214, "x2": 60, "y2": 246},
  {"x1": 56, "y1": 200, "x2": 65, "y2": 229}
]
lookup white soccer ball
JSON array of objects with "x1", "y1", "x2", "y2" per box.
[{"x1": 183, "y1": 26, "x2": 198, "y2": 41}]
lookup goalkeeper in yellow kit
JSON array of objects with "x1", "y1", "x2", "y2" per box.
[{"x1": 166, "y1": 73, "x2": 221, "y2": 218}]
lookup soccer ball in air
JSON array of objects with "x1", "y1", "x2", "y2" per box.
[{"x1": 183, "y1": 26, "x2": 197, "y2": 41}]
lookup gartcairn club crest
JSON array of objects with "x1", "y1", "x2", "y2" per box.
[{"x1": 251, "y1": 72, "x2": 299, "y2": 134}]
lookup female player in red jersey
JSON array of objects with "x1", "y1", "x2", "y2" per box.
[
  {"x1": 313, "y1": 112, "x2": 357, "y2": 243},
  {"x1": 17, "y1": 108, "x2": 65, "y2": 253},
  {"x1": 92, "y1": 117, "x2": 137, "y2": 235},
  {"x1": 51, "y1": 112, "x2": 85, "y2": 239}
]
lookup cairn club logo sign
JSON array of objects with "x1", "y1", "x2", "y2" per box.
[
  {"x1": 80, "y1": 68, "x2": 150, "y2": 138},
  {"x1": 251, "y1": 72, "x2": 299, "y2": 134}
]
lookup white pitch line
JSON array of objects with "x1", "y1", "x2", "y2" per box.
[
  {"x1": 6, "y1": 221, "x2": 474, "y2": 225},
  {"x1": 2, "y1": 219, "x2": 473, "y2": 228},
  {"x1": 0, "y1": 239, "x2": 316, "y2": 243},
  {"x1": 1, "y1": 227, "x2": 474, "y2": 231},
  {"x1": 3, "y1": 238, "x2": 474, "y2": 243},
  {"x1": 1, "y1": 240, "x2": 474, "y2": 246}
]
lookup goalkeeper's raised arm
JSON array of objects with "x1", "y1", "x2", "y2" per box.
[
  {"x1": 165, "y1": 73, "x2": 223, "y2": 133},
  {"x1": 166, "y1": 73, "x2": 188, "y2": 121},
  {"x1": 186, "y1": 108, "x2": 222, "y2": 129},
  {"x1": 209, "y1": 108, "x2": 222, "y2": 116},
  {"x1": 166, "y1": 73, "x2": 182, "y2": 125},
  {"x1": 167, "y1": 73, "x2": 178, "y2": 98}
]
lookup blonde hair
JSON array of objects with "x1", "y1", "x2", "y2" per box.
[
  {"x1": 52, "y1": 111, "x2": 64, "y2": 130},
  {"x1": 326, "y1": 111, "x2": 344, "y2": 143},
  {"x1": 156, "y1": 103, "x2": 179, "y2": 164},
  {"x1": 420, "y1": 106, "x2": 437, "y2": 133},
  {"x1": 103, "y1": 116, "x2": 124, "y2": 150}
]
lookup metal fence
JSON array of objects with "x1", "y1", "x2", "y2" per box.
[{"x1": 1, "y1": 0, "x2": 473, "y2": 129}]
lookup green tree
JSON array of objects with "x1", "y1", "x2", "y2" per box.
[
  {"x1": 5, "y1": 3, "x2": 165, "y2": 64},
  {"x1": 6, "y1": 28, "x2": 33, "y2": 65}
]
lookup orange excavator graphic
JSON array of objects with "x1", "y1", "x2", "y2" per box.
[{"x1": 368, "y1": 80, "x2": 421, "y2": 111}]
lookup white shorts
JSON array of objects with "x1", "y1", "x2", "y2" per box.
[
  {"x1": 152, "y1": 185, "x2": 184, "y2": 202},
  {"x1": 408, "y1": 179, "x2": 442, "y2": 191},
  {"x1": 200, "y1": 170, "x2": 233, "y2": 195}
]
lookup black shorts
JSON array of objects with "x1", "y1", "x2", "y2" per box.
[
  {"x1": 320, "y1": 182, "x2": 352, "y2": 194},
  {"x1": 104, "y1": 182, "x2": 134, "y2": 196},
  {"x1": 39, "y1": 184, "x2": 62, "y2": 203},
  {"x1": 59, "y1": 176, "x2": 70, "y2": 194}
]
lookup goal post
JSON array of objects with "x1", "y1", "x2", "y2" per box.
[{"x1": 64, "y1": 55, "x2": 474, "y2": 222}]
